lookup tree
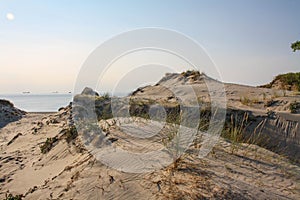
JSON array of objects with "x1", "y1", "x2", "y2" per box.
[{"x1": 291, "y1": 40, "x2": 300, "y2": 52}]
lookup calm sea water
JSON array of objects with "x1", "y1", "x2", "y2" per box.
[{"x1": 0, "y1": 94, "x2": 73, "y2": 112}]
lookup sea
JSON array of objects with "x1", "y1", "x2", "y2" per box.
[
  {"x1": 0, "y1": 92, "x2": 128, "y2": 112},
  {"x1": 0, "y1": 94, "x2": 73, "y2": 112}
]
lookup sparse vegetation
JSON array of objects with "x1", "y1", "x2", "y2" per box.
[
  {"x1": 95, "y1": 95, "x2": 112, "y2": 120},
  {"x1": 222, "y1": 113, "x2": 249, "y2": 153},
  {"x1": 262, "y1": 92, "x2": 267, "y2": 100},
  {"x1": 292, "y1": 91, "x2": 300, "y2": 96},
  {"x1": 40, "y1": 137, "x2": 58, "y2": 154},
  {"x1": 283, "y1": 90, "x2": 287, "y2": 97},
  {"x1": 4, "y1": 193, "x2": 22, "y2": 200},
  {"x1": 60, "y1": 125, "x2": 78, "y2": 143},
  {"x1": 264, "y1": 99, "x2": 276, "y2": 107},
  {"x1": 246, "y1": 119, "x2": 268, "y2": 147},
  {"x1": 272, "y1": 91, "x2": 280, "y2": 98},
  {"x1": 221, "y1": 112, "x2": 270, "y2": 156},
  {"x1": 181, "y1": 70, "x2": 200, "y2": 77},
  {"x1": 101, "y1": 92, "x2": 110, "y2": 101},
  {"x1": 128, "y1": 98, "x2": 182, "y2": 124},
  {"x1": 73, "y1": 90, "x2": 113, "y2": 121},
  {"x1": 240, "y1": 96, "x2": 260, "y2": 106},
  {"x1": 289, "y1": 101, "x2": 300, "y2": 113},
  {"x1": 240, "y1": 96, "x2": 251, "y2": 105}
]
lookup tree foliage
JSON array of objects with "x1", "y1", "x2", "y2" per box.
[{"x1": 291, "y1": 40, "x2": 300, "y2": 52}]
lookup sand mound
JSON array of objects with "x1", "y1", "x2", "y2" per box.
[
  {"x1": 130, "y1": 71, "x2": 300, "y2": 162},
  {"x1": 0, "y1": 99, "x2": 26, "y2": 128},
  {"x1": 259, "y1": 72, "x2": 300, "y2": 91}
]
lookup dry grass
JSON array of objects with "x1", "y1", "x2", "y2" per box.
[
  {"x1": 4, "y1": 193, "x2": 22, "y2": 200},
  {"x1": 240, "y1": 96, "x2": 260, "y2": 106},
  {"x1": 40, "y1": 137, "x2": 58, "y2": 154}
]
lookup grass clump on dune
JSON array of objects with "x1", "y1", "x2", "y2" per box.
[
  {"x1": 222, "y1": 113, "x2": 249, "y2": 153},
  {"x1": 4, "y1": 193, "x2": 22, "y2": 200},
  {"x1": 60, "y1": 125, "x2": 78, "y2": 143},
  {"x1": 40, "y1": 137, "x2": 58, "y2": 154},
  {"x1": 289, "y1": 101, "x2": 300, "y2": 113}
]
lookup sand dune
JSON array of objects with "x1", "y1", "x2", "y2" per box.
[
  {"x1": 0, "y1": 71, "x2": 300, "y2": 199},
  {"x1": 0, "y1": 111, "x2": 299, "y2": 199}
]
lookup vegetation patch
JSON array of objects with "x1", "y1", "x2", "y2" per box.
[
  {"x1": 289, "y1": 101, "x2": 300, "y2": 113},
  {"x1": 260, "y1": 72, "x2": 300, "y2": 91},
  {"x1": 181, "y1": 70, "x2": 201, "y2": 78},
  {"x1": 221, "y1": 113, "x2": 249, "y2": 153},
  {"x1": 240, "y1": 96, "x2": 261, "y2": 106},
  {"x1": 4, "y1": 193, "x2": 22, "y2": 200},
  {"x1": 40, "y1": 137, "x2": 58, "y2": 154},
  {"x1": 60, "y1": 125, "x2": 78, "y2": 143}
]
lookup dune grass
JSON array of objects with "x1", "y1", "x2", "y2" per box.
[
  {"x1": 40, "y1": 137, "x2": 58, "y2": 154},
  {"x1": 4, "y1": 193, "x2": 22, "y2": 200}
]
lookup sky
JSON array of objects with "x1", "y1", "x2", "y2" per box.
[{"x1": 0, "y1": 0, "x2": 300, "y2": 94}]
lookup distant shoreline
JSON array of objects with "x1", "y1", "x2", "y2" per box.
[
  {"x1": 0, "y1": 94, "x2": 72, "y2": 113},
  {"x1": 27, "y1": 112, "x2": 57, "y2": 114}
]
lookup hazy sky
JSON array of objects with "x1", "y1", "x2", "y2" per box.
[{"x1": 1, "y1": 0, "x2": 300, "y2": 94}]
